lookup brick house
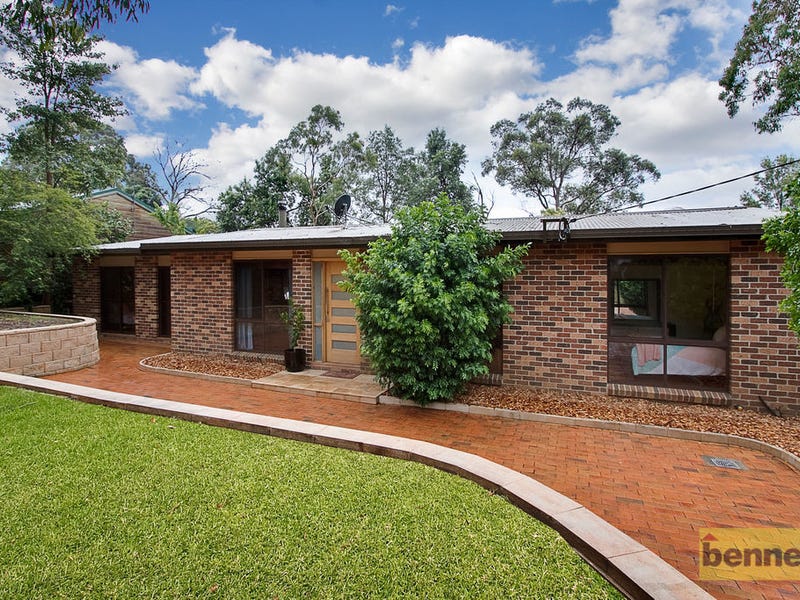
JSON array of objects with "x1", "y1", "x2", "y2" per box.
[{"x1": 73, "y1": 206, "x2": 800, "y2": 415}]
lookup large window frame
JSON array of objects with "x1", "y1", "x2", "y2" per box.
[
  {"x1": 607, "y1": 255, "x2": 730, "y2": 392},
  {"x1": 233, "y1": 260, "x2": 291, "y2": 354}
]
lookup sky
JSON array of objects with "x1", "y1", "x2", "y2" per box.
[{"x1": 2, "y1": 0, "x2": 799, "y2": 217}]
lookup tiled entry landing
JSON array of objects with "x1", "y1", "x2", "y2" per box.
[{"x1": 253, "y1": 369, "x2": 386, "y2": 403}]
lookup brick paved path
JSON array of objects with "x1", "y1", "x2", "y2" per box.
[{"x1": 47, "y1": 340, "x2": 800, "y2": 599}]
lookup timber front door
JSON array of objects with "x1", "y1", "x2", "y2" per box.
[{"x1": 324, "y1": 262, "x2": 360, "y2": 364}]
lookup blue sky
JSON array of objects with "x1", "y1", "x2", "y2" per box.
[{"x1": 2, "y1": 0, "x2": 799, "y2": 216}]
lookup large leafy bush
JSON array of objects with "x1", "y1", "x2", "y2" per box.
[
  {"x1": 763, "y1": 174, "x2": 800, "y2": 336},
  {"x1": 340, "y1": 195, "x2": 528, "y2": 405}
]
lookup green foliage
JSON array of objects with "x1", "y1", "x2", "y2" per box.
[
  {"x1": 482, "y1": 97, "x2": 660, "y2": 215},
  {"x1": 740, "y1": 155, "x2": 800, "y2": 209},
  {"x1": 86, "y1": 200, "x2": 133, "y2": 243},
  {"x1": 405, "y1": 128, "x2": 475, "y2": 211},
  {"x1": 0, "y1": 388, "x2": 619, "y2": 599},
  {"x1": 216, "y1": 146, "x2": 292, "y2": 232},
  {"x1": 357, "y1": 125, "x2": 415, "y2": 223},
  {"x1": 185, "y1": 216, "x2": 220, "y2": 234},
  {"x1": 0, "y1": 170, "x2": 98, "y2": 306},
  {"x1": 762, "y1": 174, "x2": 800, "y2": 336},
  {"x1": 285, "y1": 105, "x2": 364, "y2": 226},
  {"x1": 1, "y1": 1, "x2": 150, "y2": 42},
  {"x1": 218, "y1": 106, "x2": 362, "y2": 228},
  {"x1": 340, "y1": 195, "x2": 529, "y2": 405},
  {"x1": 153, "y1": 202, "x2": 186, "y2": 235},
  {"x1": 280, "y1": 297, "x2": 306, "y2": 349},
  {"x1": 719, "y1": 0, "x2": 800, "y2": 133},
  {"x1": 0, "y1": 3, "x2": 124, "y2": 187},
  {"x1": 5, "y1": 121, "x2": 128, "y2": 195},
  {"x1": 118, "y1": 154, "x2": 163, "y2": 208}
]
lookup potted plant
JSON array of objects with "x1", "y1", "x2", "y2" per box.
[{"x1": 280, "y1": 297, "x2": 306, "y2": 372}]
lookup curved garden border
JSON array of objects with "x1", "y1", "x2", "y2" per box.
[
  {"x1": 0, "y1": 372, "x2": 712, "y2": 599},
  {"x1": 0, "y1": 311, "x2": 99, "y2": 376}
]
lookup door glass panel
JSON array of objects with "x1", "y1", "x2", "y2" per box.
[
  {"x1": 332, "y1": 307, "x2": 356, "y2": 318},
  {"x1": 332, "y1": 340, "x2": 357, "y2": 350},
  {"x1": 332, "y1": 324, "x2": 356, "y2": 334}
]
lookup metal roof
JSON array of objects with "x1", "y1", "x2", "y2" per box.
[{"x1": 96, "y1": 206, "x2": 777, "y2": 254}]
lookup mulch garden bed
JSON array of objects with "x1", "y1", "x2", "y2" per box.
[
  {"x1": 141, "y1": 352, "x2": 800, "y2": 458},
  {"x1": 142, "y1": 352, "x2": 283, "y2": 380},
  {"x1": 456, "y1": 384, "x2": 800, "y2": 458},
  {"x1": 0, "y1": 314, "x2": 74, "y2": 331}
]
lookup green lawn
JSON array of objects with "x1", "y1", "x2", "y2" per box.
[{"x1": 0, "y1": 386, "x2": 621, "y2": 599}]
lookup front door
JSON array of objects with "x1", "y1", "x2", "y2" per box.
[{"x1": 324, "y1": 262, "x2": 360, "y2": 364}]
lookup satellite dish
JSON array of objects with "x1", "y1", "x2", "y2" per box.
[{"x1": 334, "y1": 194, "x2": 351, "y2": 221}]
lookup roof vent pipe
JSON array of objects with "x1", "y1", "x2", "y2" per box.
[{"x1": 278, "y1": 203, "x2": 288, "y2": 227}]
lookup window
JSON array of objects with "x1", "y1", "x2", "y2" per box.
[
  {"x1": 234, "y1": 261, "x2": 291, "y2": 353},
  {"x1": 100, "y1": 267, "x2": 135, "y2": 334},
  {"x1": 608, "y1": 256, "x2": 728, "y2": 391},
  {"x1": 612, "y1": 279, "x2": 660, "y2": 320}
]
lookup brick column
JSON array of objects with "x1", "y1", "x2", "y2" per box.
[
  {"x1": 134, "y1": 255, "x2": 159, "y2": 341},
  {"x1": 72, "y1": 258, "x2": 101, "y2": 322},
  {"x1": 291, "y1": 249, "x2": 313, "y2": 355}
]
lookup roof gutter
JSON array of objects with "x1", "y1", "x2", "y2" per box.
[{"x1": 499, "y1": 223, "x2": 766, "y2": 242}]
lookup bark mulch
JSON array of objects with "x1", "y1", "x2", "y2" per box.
[
  {"x1": 0, "y1": 315, "x2": 74, "y2": 331},
  {"x1": 141, "y1": 352, "x2": 800, "y2": 458},
  {"x1": 456, "y1": 384, "x2": 800, "y2": 458},
  {"x1": 143, "y1": 352, "x2": 283, "y2": 381}
]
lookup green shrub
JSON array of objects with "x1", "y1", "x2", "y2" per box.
[
  {"x1": 340, "y1": 195, "x2": 529, "y2": 404},
  {"x1": 763, "y1": 174, "x2": 800, "y2": 337}
]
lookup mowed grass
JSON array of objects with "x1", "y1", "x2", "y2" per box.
[{"x1": 0, "y1": 387, "x2": 621, "y2": 599}]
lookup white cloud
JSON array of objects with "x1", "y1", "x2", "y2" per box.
[
  {"x1": 125, "y1": 133, "x2": 165, "y2": 157},
  {"x1": 187, "y1": 32, "x2": 543, "y2": 202},
  {"x1": 384, "y1": 4, "x2": 402, "y2": 16},
  {"x1": 179, "y1": 17, "x2": 796, "y2": 216},
  {"x1": 575, "y1": 1, "x2": 745, "y2": 70},
  {"x1": 192, "y1": 31, "x2": 541, "y2": 143},
  {"x1": 98, "y1": 40, "x2": 202, "y2": 120},
  {"x1": 392, "y1": 37, "x2": 405, "y2": 51},
  {"x1": 575, "y1": 0, "x2": 683, "y2": 66}
]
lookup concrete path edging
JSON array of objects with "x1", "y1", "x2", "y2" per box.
[
  {"x1": 0, "y1": 372, "x2": 711, "y2": 600},
  {"x1": 379, "y1": 395, "x2": 800, "y2": 472}
]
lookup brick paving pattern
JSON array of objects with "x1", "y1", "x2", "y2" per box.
[{"x1": 46, "y1": 340, "x2": 800, "y2": 599}]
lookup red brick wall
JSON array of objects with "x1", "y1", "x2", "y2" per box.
[
  {"x1": 134, "y1": 255, "x2": 160, "y2": 341},
  {"x1": 171, "y1": 251, "x2": 233, "y2": 353},
  {"x1": 504, "y1": 241, "x2": 607, "y2": 394},
  {"x1": 730, "y1": 240, "x2": 800, "y2": 415},
  {"x1": 291, "y1": 249, "x2": 313, "y2": 354},
  {"x1": 72, "y1": 258, "x2": 100, "y2": 322}
]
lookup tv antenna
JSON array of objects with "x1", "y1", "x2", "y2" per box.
[{"x1": 333, "y1": 194, "x2": 351, "y2": 225}]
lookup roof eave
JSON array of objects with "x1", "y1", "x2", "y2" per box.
[
  {"x1": 140, "y1": 233, "x2": 388, "y2": 252},
  {"x1": 499, "y1": 224, "x2": 765, "y2": 242}
]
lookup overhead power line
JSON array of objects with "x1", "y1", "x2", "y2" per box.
[{"x1": 610, "y1": 156, "x2": 800, "y2": 214}]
